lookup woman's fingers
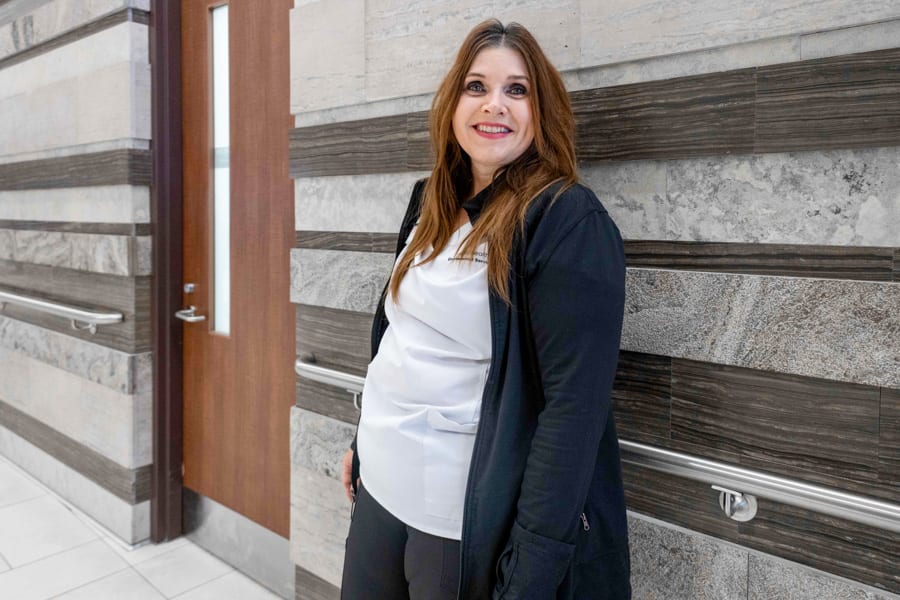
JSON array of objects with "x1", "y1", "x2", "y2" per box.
[{"x1": 341, "y1": 449, "x2": 354, "y2": 502}]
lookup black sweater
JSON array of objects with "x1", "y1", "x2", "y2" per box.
[{"x1": 353, "y1": 178, "x2": 630, "y2": 599}]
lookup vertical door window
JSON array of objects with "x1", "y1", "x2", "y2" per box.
[{"x1": 211, "y1": 4, "x2": 230, "y2": 334}]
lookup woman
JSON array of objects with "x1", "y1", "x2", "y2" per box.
[{"x1": 340, "y1": 19, "x2": 630, "y2": 600}]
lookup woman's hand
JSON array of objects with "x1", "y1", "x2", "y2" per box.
[{"x1": 341, "y1": 449, "x2": 357, "y2": 502}]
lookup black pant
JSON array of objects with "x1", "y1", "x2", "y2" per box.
[{"x1": 341, "y1": 482, "x2": 460, "y2": 600}]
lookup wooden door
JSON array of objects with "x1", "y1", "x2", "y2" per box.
[{"x1": 180, "y1": 0, "x2": 293, "y2": 536}]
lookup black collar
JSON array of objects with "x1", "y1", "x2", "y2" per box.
[{"x1": 461, "y1": 178, "x2": 500, "y2": 224}]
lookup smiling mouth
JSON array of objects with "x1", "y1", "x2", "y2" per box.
[{"x1": 474, "y1": 124, "x2": 512, "y2": 134}]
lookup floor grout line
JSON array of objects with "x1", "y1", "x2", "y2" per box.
[
  {"x1": 130, "y1": 564, "x2": 170, "y2": 598},
  {"x1": 0, "y1": 538, "x2": 100, "y2": 572},
  {"x1": 44, "y1": 565, "x2": 135, "y2": 600},
  {"x1": 0, "y1": 550, "x2": 10, "y2": 571},
  {"x1": 0, "y1": 492, "x2": 48, "y2": 513},
  {"x1": 102, "y1": 535, "x2": 188, "y2": 567},
  {"x1": 167, "y1": 569, "x2": 236, "y2": 599}
]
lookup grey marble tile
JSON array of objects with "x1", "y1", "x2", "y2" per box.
[
  {"x1": 365, "y1": 0, "x2": 580, "y2": 102},
  {"x1": 295, "y1": 172, "x2": 428, "y2": 233},
  {"x1": 0, "y1": 185, "x2": 150, "y2": 224},
  {"x1": 801, "y1": 18, "x2": 900, "y2": 60},
  {"x1": 290, "y1": 249, "x2": 393, "y2": 314},
  {"x1": 291, "y1": 407, "x2": 355, "y2": 481},
  {"x1": 573, "y1": 34, "x2": 799, "y2": 91},
  {"x1": 290, "y1": 463, "x2": 349, "y2": 589},
  {"x1": 0, "y1": 316, "x2": 147, "y2": 393},
  {"x1": 134, "y1": 236, "x2": 152, "y2": 276},
  {"x1": 13, "y1": 230, "x2": 69, "y2": 266},
  {"x1": 580, "y1": 0, "x2": 900, "y2": 67},
  {"x1": 628, "y1": 514, "x2": 748, "y2": 600},
  {"x1": 0, "y1": 0, "x2": 130, "y2": 60},
  {"x1": 0, "y1": 61, "x2": 138, "y2": 157},
  {"x1": 0, "y1": 228, "x2": 12, "y2": 260},
  {"x1": 0, "y1": 425, "x2": 150, "y2": 544},
  {"x1": 290, "y1": 0, "x2": 365, "y2": 113},
  {"x1": 748, "y1": 552, "x2": 898, "y2": 600},
  {"x1": 6, "y1": 230, "x2": 132, "y2": 275},
  {"x1": 666, "y1": 148, "x2": 900, "y2": 246},
  {"x1": 622, "y1": 269, "x2": 900, "y2": 388},
  {"x1": 0, "y1": 138, "x2": 149, "y2": 166},
  {"x1": 293, "y1": 93, "x2": 433, "y2": 128},
  {"x1": 0, "y1": 350, "x2": 149, "y2": 469},
  {"x1": 580, "y1": 161, "x2": 668, "y2": 240}
]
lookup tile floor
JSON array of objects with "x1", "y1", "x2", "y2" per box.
[{"x1": 0, "y1": 455, "x2": 282, "y2": 600}]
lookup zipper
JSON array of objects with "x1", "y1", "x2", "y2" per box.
[
  {"x1": 458, "y1": 291, "x2": 502, "y2": 598},
  {"x1": 581, "y1": 512, "x2": 590, "y2": 531}
]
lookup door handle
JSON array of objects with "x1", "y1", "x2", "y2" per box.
[{"x1": 175, "y1": 305, "x2": 206, "y2": 323}]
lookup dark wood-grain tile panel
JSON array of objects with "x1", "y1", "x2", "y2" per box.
[
  {"x1": 624, "y1": 241, "x2": 895, "y2": 281},
  {"x1": 893, "y1": 248, "x2": 900, "y2": 282},
  {"x1": 611, "y1": 351, "x2": 671, "y2": 444},
  {"x1": 294, "y1": 235, "x2": 897, "y2": 282},
  {"x1": 295, "y1": 565, "x2": 340, "y2": 600},
  {"x1": 406, "y1": 110, "x2": 433, "y2": 171},
  {"x1": 290, "y1": 48, "x2": 900, "y2": 177},
  {"x1": 296, "y1": 378, "x2": 358, "y2": 426},
  {"x1": 755, "y1": 48, "x2": 900, "y2": 153},
  {"x1": 0, "y1": 8, "x2": 151, "y2": 70},
  {"x1": 296, "y1": 303, "x2": 371, "y2": 378},
  {"x1": 0, "y1": 220, "x2": 151, "y2": 236},
  {"x1": 571, "y1": 69, "x2": 757, "y2": 161},
  {"x1": 295, "y1": 231, "x2": 395, "y2": 253},
  {"x1": 0, "y1": 399, "x2": 151, "y2": 503},
  {"x1": 880, "y1": 388, "x2": 900, "y2": 490},
  {"x1": 623, "y1": 462, "x2": 899, "y2": 594},
  {"x1": 0, "y1": 264, "x2": 150, "y2": 352},
  {"x1": 0, "y1": 149, "x2": 152, "y2": 190},
  {"x1": 289, "y1": 114, "x2": 408, "y2": 178},
  {"x1": 670, "y1": 359, "x2": 886, "y2": 497}
]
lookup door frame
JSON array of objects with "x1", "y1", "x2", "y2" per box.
[{"x1": 149, "y1": 0, "x2": 185, "y2": 543}]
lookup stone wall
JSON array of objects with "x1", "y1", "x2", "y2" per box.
[
  {"x1": 0, "y1": 0, "x2": 152, "y2": 544},
  {"x1": 288, "y1": 1, "x2": 900, "y2": 598}
]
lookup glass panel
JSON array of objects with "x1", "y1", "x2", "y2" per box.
[{"x1": 211, "y1": 5, "x2": 230, "y2": 334}]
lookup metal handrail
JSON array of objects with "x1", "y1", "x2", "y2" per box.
[
  {"x1": 0, "y1": 288, "x2": 123, "y2": 334},
  {"x1": 293, "y1": 359, "x2": 900, "y2": 534}
]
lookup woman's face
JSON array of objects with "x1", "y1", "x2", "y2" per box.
[{"x1": 452, "y1": 46, "x2": 535, "y2": 183}]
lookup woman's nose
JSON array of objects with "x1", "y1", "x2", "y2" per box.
[{"x1": 481, "y1": 92, "x2": 506, "y2": 115}]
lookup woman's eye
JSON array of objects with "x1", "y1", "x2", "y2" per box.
[
  {"x1": 508, "y1": 84, "x2": 527, "y2": 97},
  {"x1": 465, "y1": 81, "x2": 485, "y2": 93}
]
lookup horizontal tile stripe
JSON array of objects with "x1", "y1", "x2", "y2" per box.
[
  {"x1": 289, "y1": 113, "x2": 408, "y2": 179},
  {"x1": 295, "y1": 564, "x2": 340, "y2": 600},
  {"x1": 0, "y1": 229, "x2": 146, "y2": 277},
  {"x1": 0, "y1": 348, "x2": 151, "y2": 469},
  {"x1": 625, "y1": 241, "x2": 897, "y2": 281},
  {"x1": 0, "y1": 261, "x2": 150, "y2": 352},
  {"x1": 0, "y1": 7, "x2": 148, "y2": 71},
  {"x1": 293, "y1": 299, "x2": 895, "y2": 499},
  {"x1": 291, "y1": 250, "x2": 898, "y2": 387},
  {"x1": 623, "y1": 463, "x2": 899, "y2": 594},
  {"x1": 0, "y1": 149, "x2": 151, "y2": 190},
  {"x1": 755, "y1": 48, "x2": 900, "y2": 153},
  {"x1": 295, "y1": 231, "x2": 395, "y2": 254},
  {"x1": 0, "y1": 399, "x2": 150, "y2": 503},
  {"x1": 0, "y1": 315, "x2": 150, "y2": 394},
  {"x1": 880, "y1": 388, "x2": 900, "y2": 489},
  {"x1": 670, "y1": 358, "x2": 892, "y2": 501},
  {"x1": 290, "y1": 48, "x2": 900, "y2": 177},
  {"x1": 572, "y1": 68, "x2": 757, "y2": 161},
  {"x1": 0, "y1": 220, "x2": 150, "y2": 235},
  {"x1": 294, "y1": 233, "x2": 898, "y2": 282}
]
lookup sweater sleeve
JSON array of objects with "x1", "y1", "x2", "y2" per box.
[{"x1": 494, "y1": 208, "x2": 626, "y2": 598}]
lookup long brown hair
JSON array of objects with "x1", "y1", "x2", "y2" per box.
[{"x1": 388, "y1": 19, "x2": 578, "y2": 304}]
